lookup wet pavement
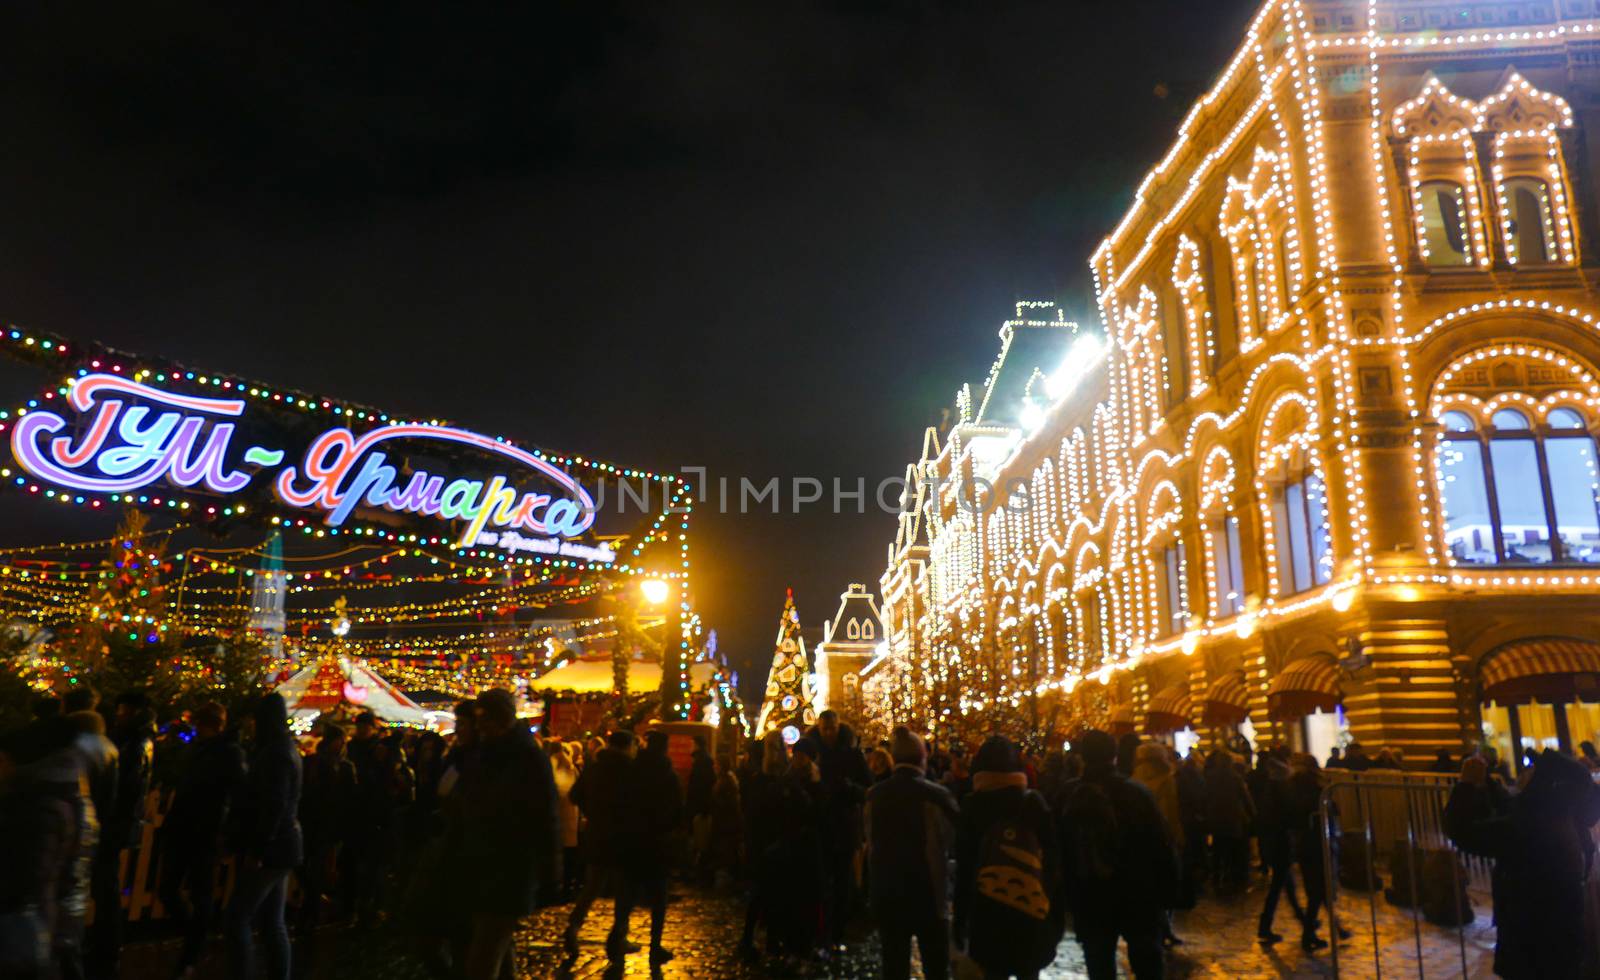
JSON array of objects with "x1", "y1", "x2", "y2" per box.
[{"x1": 119, "y1": 872, "x2": 1499, "y2": 978}]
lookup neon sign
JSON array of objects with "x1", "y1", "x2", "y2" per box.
[{"x1": 11, "y1": 374, "x2": 601, "y2": 553}]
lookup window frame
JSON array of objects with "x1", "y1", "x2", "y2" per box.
[
  {"x1": 1438, "y1": 405, "x2": 1600, "y2": 565},
  {"x1": 1417, "y1": 179, "x2": 1473, "y2": 267}
]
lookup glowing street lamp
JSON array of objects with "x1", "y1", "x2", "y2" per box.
[{"x1": 639, "y1": 577, "x2": 671, "y2": 605}]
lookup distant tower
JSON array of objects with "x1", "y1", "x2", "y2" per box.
[
  {"x1": 814, "y1": 583, "x2": 883, "y2": 730},
  {"x1": 755, "y1": 590, "x2": 817, "y2": 740},
  {"x1": 250, "y1": 531, "x2": 287, "y2": 660}
]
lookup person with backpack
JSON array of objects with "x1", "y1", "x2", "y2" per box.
[
  {"x1": 1059, "y1": 729, "x2": 1176, "y2": 980},
  {"x1": 954, "y1": 735, "x2": 1061, "y2": 980},
  {"x1": 867, "y1": 727, "x2": 959, "y2": 980}
]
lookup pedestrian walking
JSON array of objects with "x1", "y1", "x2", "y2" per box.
[
  {"x1": 565, "y1": 730, "x2": 637, "y2": 959},
  {"x1": 298, "y1": 722, "x2": 357, "y2": 931},
  {"x1": 955, "y1": 735, "x2": 1061, "y2": 980},
  {"x1": 1129, "y1": 742, "x2": 1184, "y2": 946},
  {"x1": 1203, "y1": 748, "x2": 1253, "y2": 892},
  {"x1": 224, "y1": 692, "x2": 303, "y2": 980},
  {"x1": 454, "y1": 688, "x2": 559, "y2": 980},
  {"x1": 87, "y1": 690, "x2": 155, "y2": 980},
  {"x1": 1058, "y1": 729, "x2": 1176, "y2": 980},
  {"x1": 736, "y1": 732, "x2": 790, "y2": 958},
  {"x1": 624, "y1": 730, "x2": 684, "y2": 964},
  {"x1": 549, "y1": 742, "x2": 582, "y2": 899},
  {"x1": 867, "y1": 727, "x2": 958, "y2": 980},
  {"x1": 801, "y1": 709, "x2": 872, "y2": 953},
  {"x1": 1286, "y1": 753, "x2": 1348, "y2": 951},
  {"x1": 1253, "y1": 748, "x2": 1303, "y2": 944},
  {"x1": 158, "y1": 701, "x2": 243, "y2": 979}
]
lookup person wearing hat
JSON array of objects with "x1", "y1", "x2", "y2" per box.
[{"x1": 954, "y1": 735, "x2": 1061, "y2": 979}]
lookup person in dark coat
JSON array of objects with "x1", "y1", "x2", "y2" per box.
[
  {"x1": 686, "y1": 737, "x2": 716, "y2": 877},
  {"x1": 564, "y1": 729, "x2": 637, "y2": 959},
  {"x1": 801, "y1": 709, "x2": 872, "y2": 951},
  {"x1": 768, "y1": 740, "x2": 827, "y2": 963},
  {"x1": 455, "y1": 688, "x2": 559, "y2": 980},
  {"x1": 224, "y1": 692, "x2": 302, "y2": 980},
  {"x1": 867, "y1": 727, "x2": 958, "y2": 980},
  {"x1": 1452, "y1": 749, "x2": 1599, "y2": 979},
  {"x1": 625, "y1": 730, "x2": 685, "y2": 965},
  {"x1": 159, "y1": 701, "x2": 244, "y2": 978},
  {"x1": 955, "y1": 735, "x2": 1061, "y2": 980},
  {"x1": 1253, "y1": 749, "x2": 1303, "y2": 943},
  {"x1": 3, "y1": 715, "x2": 97, "y2": 980},
  {"x1": 297, "y1": 722, "x2": 358, "y2": 931},
  {"x1": 1286, "y1": 753, "x2": 1348, "y2": 951},
  {"x1": 86, "y1": 690, "x2": 154, "y2": 979},
  {"x1": 1340, "y1": 742, "x2": 1372, "y2": 772},
  {"x1": 1058, "y1": 729, "x2": 1175, "y2": 980},
  {"x1": 1203, "y1": 748, "x2": 1254, "y2": 892},
  {"x1": 0, "y1": 723, "x2": 81, "y2": 980},
  {"x1": 1173, "y1": 751, "x2": 1206, "y2": 907},
  {"x1": 737, "y1": 732, "x2": 790, "y2": 958}
]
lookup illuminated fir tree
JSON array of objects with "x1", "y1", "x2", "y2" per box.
[
  {"x1": 68, "y1": 509, "x2": 178, "y2": 702},
  {"x1": 755, "y1": 590, "x2": 817, "y2": 738}
]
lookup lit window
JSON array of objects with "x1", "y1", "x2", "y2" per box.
[
  {"x1": 1419, "y1": 181, "x2": 1471, "y2": 266},
  {"x1": 1436, "y1": 405, "x2": 1600, "y2": 564},
  {"x1": 1273, "y1": 473, "x2": 1334, "y2": 595},
  {"x1": 1158, "y1": 542, "x2": 1187, "y2": 637},
  {"x1": 1502, "y1": 176, "x2": 1558, "y2": 264},
  {"x1": 1549, "y1": 407, "x2": 1585, "y2": 430},
  {"x1": 1441, "y1": 410, "x2": 1476, "y2": 432},
  {"x1": 1210, "y1": 517, "x2": 1246, "y2": 617},
  {"x1": 1492, "y1": 407, "x2": 1531, "y2": 431}
]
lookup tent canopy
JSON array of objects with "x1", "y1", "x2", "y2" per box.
[
  {"x1": 530, "y1": 655, "x2": 716, "y2": 694},
  {"x1": 276, "y1": 656, "x2": 434, "y2": 729}
]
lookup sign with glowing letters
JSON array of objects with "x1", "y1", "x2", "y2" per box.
[{"x1": 10, "y1": 373, "x2": 607, "y2": 557}]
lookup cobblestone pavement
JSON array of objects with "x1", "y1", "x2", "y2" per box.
[
  {"x1": 525, "y1": 875, "x2": 1498, "y2": 979},
  {"x1": 118, "y1": 874, "x2": 1499, "y2": 978}
]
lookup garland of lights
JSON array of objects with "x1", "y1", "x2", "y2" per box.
[{"x1": 871, "y1": 0, "x2": 1600, "y2": 740}]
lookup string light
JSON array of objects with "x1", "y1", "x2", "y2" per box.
[{"x1": 867, "y1": 0, "x2": 1600, "y2": 746}]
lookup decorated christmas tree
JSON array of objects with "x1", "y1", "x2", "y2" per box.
[
  {"x1": 65, "y1": 509, "x2": 181, "y2": 703},
  {"x1": 755, "y1": 589, "x2": 817, "y2": 738}
]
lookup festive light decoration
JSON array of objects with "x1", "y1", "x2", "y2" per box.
[
  {"x1": 867, "y1": 0, "x2": 1600, "y2": 753},
  {"x1": 0, "y1": 327, "x2": 701, "y2": 718},
  {"x1": 754, "y1": 590, "x2": 817, "y2": 737}
]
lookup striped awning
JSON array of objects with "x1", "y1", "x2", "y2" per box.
[
  {"x1": 1108, "y1": 702, "x2": 1137, "y2": 735},
  {"x1": 1268, "y1": 656, "x2": 1342, "y2": 720},
  {"x1": 1202, "y1": 672, "x2": 1249, "y2": 728},
  {"x1": 1482, "y1": 637, "x2": 1600, "y2": 703},
  {"x1": 1144, "y1": 685, "x2": 1194, "y2": 734}
]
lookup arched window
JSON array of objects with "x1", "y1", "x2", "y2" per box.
[
  {"x1": 861, "y1": 621, "x2": 874, "y2": 640},
  {"x1": 1433, "y1": 347, "x2": 1600, "y2": 565},
  {"x1": 1418, "y1": 181, "x2": 1471, "y2": 266},
  {"x1": 1438, "y1": 404, "x2": 1600, "y2": 564},
  {"x1": 1199, "y1": 448, "x2": 1246, "y2": 618},
  {"x1": 1502, "y1": 176, "x2": 1558, "y2": 264},
  {"x1": 1271, "y1": 470, "x2": 1333, "y2": 592},
  {"x1": 1480, "y1": 72, "x2": 1577, "y2": 266},
  {"x1": 1258, "y1": 394, "x2": 1334, "y2": 596}
]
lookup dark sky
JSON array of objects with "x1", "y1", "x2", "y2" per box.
[{"x1": 0, "y1": 1, "x2": 1258, "y2": 699}]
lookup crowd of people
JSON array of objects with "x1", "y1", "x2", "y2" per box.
[
  {"x1": 0, "y1": 687, "x2": 561, "y2": 980},
  {"x1": 4, "y1": 688, "x2": 1600, "y2": 980}
]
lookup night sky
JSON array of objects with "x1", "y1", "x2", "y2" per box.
[{"x1": 0, "y1": 1, "x2": 1258, "y2": 699}]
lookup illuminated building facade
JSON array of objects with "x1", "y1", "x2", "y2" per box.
[
  {"x1": 875, "y1": 0, "x2": 1600, "y2": 763},
  {"x1": 814, "y1": 583, "x2": 884, "y2": 731}
]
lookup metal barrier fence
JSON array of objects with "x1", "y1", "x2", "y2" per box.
[{"x1": 1317, "y1": 772, "x2": 1600, "y2": 978}]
